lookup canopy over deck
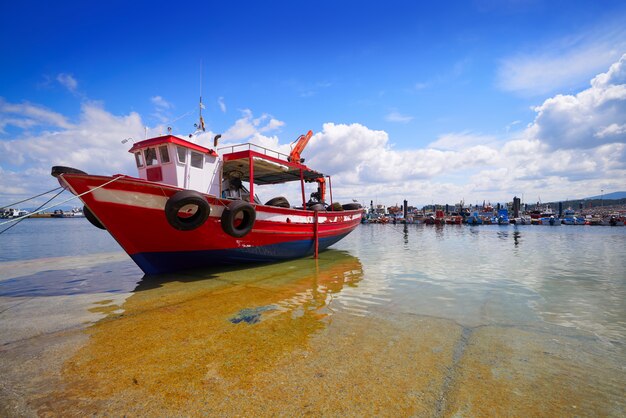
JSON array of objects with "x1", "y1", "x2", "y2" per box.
[{"x1": 220, "y1": 144, "x2": 325, "y2": 185}]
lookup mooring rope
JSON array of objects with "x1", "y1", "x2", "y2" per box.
[
  {"x1": 0, "y1": 175, "x2": 126, "y2": 228},
  {"x1": 0, "y1": 187, "x2": 64, "y2": 210},
  {"x1": 0, "y1": 187, "x2": 67, "y2": 235}
]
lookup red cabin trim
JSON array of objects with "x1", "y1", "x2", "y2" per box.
[{"x1": 129, "y1": 135, "x2": 218, "y2": 156}]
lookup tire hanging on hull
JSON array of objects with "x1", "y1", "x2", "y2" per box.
[
  {"x1": 164, "y1": 190, "x2": 211, "y2": 231},
  {"x1": 84, "y1": 205, "x2": 106, "y2": 230},
  {"x1": 221, "y1": 200, "x2": 256, "y2": 238}
]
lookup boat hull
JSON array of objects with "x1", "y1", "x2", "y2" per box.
[{"x1": 58, "y1": 173, "x2": 362, "y2": 274}]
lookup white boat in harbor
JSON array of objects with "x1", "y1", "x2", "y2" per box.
[
  {"x1": 50, "y1": 208, "x2": 85, "y2": 218},
  {"x1": 0, "y1": 208, "x2": 29, "y2": 219},
  {"x1": 536, "y1": 215, "x2": 561, "y2": 226}
]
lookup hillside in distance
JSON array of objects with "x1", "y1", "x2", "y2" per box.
[{"x1": 584, "y1": 191, "x2": 626, "y2": 200}]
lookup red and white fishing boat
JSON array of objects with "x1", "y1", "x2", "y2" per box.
[{"x1": 52, "y1": 130, "x2": 362, "y2": 274}]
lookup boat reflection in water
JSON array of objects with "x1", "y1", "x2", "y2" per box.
[{"x1": 38, "y1": 251, "x2": 363, "y2": 415}]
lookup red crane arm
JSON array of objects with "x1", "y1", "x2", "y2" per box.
[{"x1": 288, "y1": 130, "x2": 313, "y2": 163}]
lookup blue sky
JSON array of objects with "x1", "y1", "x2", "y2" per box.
[{"x1": 1, "y1": 0, "x2": 626, "y2": 207}]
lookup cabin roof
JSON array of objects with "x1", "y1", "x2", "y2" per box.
[
  {"x1": 221, "y1": 145, "x2": 325, "y2": 185},
  {"x1": 128, "y1": 135, "x2": 218, "y2": 156}
]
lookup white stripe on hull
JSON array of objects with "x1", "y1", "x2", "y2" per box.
[{"x1": 89, "y1": 187, "x2": 361, "y2": 224}]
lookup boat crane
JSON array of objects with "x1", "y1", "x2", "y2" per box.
[
  {"x1": 288, "y1": 130, "x2": 326, "y2": 204},
  {"x1": 288, "y1": 130, "x2": 313, "y2": 164}
]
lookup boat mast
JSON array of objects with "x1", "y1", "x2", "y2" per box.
[{"x1": 199, "y1": 61, "x2": 206, "y2": 132}]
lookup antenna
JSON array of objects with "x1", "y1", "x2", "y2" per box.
[{"x1": 198, "y1": 60, "x2": 206, "y2": 132}]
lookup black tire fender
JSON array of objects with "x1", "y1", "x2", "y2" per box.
[
  {"x1": 265, "y1": 196, "x2": 290, "y2": 208},
  {"x1": 221, "y1": 200, "x2": 256, "y2": 238},
  {"x1": 51, "y1": 166, "x2": 87, "y2": 178},
  {"x1": 342, "y1": 203, "x2": 362, "y2": 210},
  {"x1": 165, "y1": 190, "x2": 211, "y2": 231},
  {"x1": 83, "y1": 205, "x2": 105, "y2": 230},
  {"x1": 308, "y1": 203, "x2": 326, "y2": 212}
]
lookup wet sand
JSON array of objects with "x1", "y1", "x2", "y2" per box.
[{"x1": 1, "y1": 247, "x2": 624, "y2": 417}]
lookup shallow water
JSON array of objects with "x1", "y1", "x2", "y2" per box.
[{"x1": 0, "y1": 220, "x2": 625, "y2": 416}]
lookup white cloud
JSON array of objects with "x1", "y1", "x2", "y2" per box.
[
  {"x1": 299, "y1": 55, "x2": 626, "y2": 204},
  {"x1": 221, "y1": 110, "x2": 285, "y2": 142},
  {"x1": 56, "y1": 73, "x2": 78, "y2": 92},
  {"x1": 497, "y1": 23, "x2": 626, "y2": 96},
  {"x1": 0, "y1": 98, "x2": 73, "y2": 133},
  {"x1": 218, "y1": 97, "x2": 226, "y2": 113},
  {"x1": 2, "y1": 55, "x2": 625, "y2": 208},
  {"x1": 260, "y1": 118, "x2": 285, "y2": 133},
  {"x1": 385, "y1": 110, "x2": 413, "y2": 123},
  {"x1": 528, "y1": 54, "x2": 626, "y2": 150},
  {"x1": 151, "y1": 96, "x2": 172, "y2": 109},
  {"x1": 0, "y1": 101, "x2": 144, "y2": 204},
  {"x1": 428, "y1": 131, "x2": 498, "y2": 151}
]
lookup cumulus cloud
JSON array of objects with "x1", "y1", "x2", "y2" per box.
[
  {"x1": 0, "y1": 100, "x2": 144, "y2": 203},
  {"x1": 528, "y1": 54, "x2": 626, "y2": 150},
  {"x1": 2, "y1": 55, "x2": 625, "y2": 208},
  {"x1": 298, "y1": 56, "x2": 626, "y2": 204},
  {"x1": 428, "y1": 132, "x2": 498, "y2": 151},
  {"x1": 305, "y1": 123, "x2": 500, "y2": 190},
  {"x1": 221, "y1": 110, "x2": 285, "y2": 142},
  {"x1": 0, "y1": 98, "x2": 73, "y2": 133}
]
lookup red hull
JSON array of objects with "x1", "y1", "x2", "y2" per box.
[{"x1": 58, "y1": 173, "x2": 361, "y2": 274}]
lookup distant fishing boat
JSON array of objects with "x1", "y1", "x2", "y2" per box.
[
  {"x1": 0, "y1": 208, "x2": 29, "y2": 219},
  {"x1": 535, "y1": 215, "x2": 561, "y2": 226},
  {"x1": 492, "y1": 208, "x2": 509, "y2": 225},
  {"x1": 52, "y1": 128, "x2": 361, "y2": 274},
  {"x1": 466, "y1": 211, "x2": 483, "y2": 225},
  {"x1": 50, "y1": 208, "x2": 84, "y2": 218},
  {"x1": 561, "y1": 209, "x2": 585, "y2": 225}
]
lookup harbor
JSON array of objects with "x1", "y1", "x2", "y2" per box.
[
  {"x1": 1, "y1": 219, "x2": 625, "y2": 416},
  {"x1": 0, "y1": 118, "x2": 623, "y2": 417},
  {"x1": 362, "y1": 198, "x2": 626, "y2": 226},
  {"x1": 2, "y1": 1, "x2": 626, "y2": 415}
]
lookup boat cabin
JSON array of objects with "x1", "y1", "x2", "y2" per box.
[
  {"x1": 129, "y1": 135, "x2": 332, "y2": 208},
  {"x1": 129, "y1": 135, "x2": 221, "y2": 196}
]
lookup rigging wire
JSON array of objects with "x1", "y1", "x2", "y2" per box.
[
  {"x1": 0, "y1": 187, "x2": 66, "y2": 235},
  {"x1": 0, "y1": 187, "x2": 63, "y2": 210},
  {"x1": 0, "y1": 175, "x2": 126, "y2": 228}
]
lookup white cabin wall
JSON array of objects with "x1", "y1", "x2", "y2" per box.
[
  {"x1": 187, "y1": 154, "x2": 220, "y2": 196},
  {"x1": 160, "y1": 144, "x2": 179, "y2": 186},
  {"x1": 132, "y1": 144, "x2": 221, "y2": 195},
  {"x1": 175, "y1": 162, "x2": 187, "y2": 188},
  {"x1": 205, "y1": 156, "x2": 221, "y2": 196}
]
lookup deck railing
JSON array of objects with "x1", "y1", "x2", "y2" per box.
[{"x1": 218, "y1": 143, "x2": 290, "y2": 161}]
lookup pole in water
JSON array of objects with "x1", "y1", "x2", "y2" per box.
[{"x1": 314, "y1": 211, "x2": 319, "y2": 259}]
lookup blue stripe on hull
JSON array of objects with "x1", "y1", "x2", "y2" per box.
[{"x1": 131, "y1": 233, "x2": 350, "y2": 275}]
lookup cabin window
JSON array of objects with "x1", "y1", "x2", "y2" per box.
[
  {"x1": 144, "y1": 147, "x2": 158, "y2": 166},
  {"x1": 176, "y1": 146, "x2": 187, "y2": 164},
  {"x1": 134, "y1": 152, "x2": 144, "y2": 167},
  {"x1": 191, "y1": 151, "x2": 204, "y2": 169},
  {"x1": 159, "y1": 145, "x2": 170, "y2": 164}
]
